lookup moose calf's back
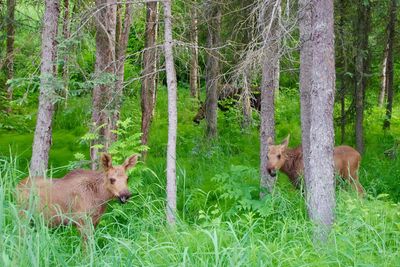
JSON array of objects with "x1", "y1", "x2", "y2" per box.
[
  {"x1": 17, "y1": 154, "x2": 138, "y2": 233},
  {"x1": 18, "y1": 170, "x2": 112, "y2": 227},
  {"x1": 333, "y1": 145, "x2": 361, "y2": 180},
  {"x1": 267, "y1": 136, "x2": 364, "y2": 196}
]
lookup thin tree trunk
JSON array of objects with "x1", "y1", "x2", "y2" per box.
[
  {"x1": 91, "y1": 0, "x2": 117, "y2": 170},
  {"x1": 379, "y1": 43, "x2": 389, "y2": 107},
  {"x1": 383, "y1": 0, "x2": 397, "y2": 129},
  {"x1": 112, "y1": 1, "x2": 134, "y2": 142},
  {"x1": 205, "y1": 1, "x2": 221, "y2": 139},
  {"x1": 340, "y1": 91, "x2": 346, "y2": 143},
  {"x1": 61, "y1": 0, "x2": 70, "y2": 106},
  {"x1": 300, "y1": 0, "x2": 336, "y2": 242},
  {"x1": 260, "y1": 0, "x2": 281, "y2": 196},
  {"x1": 141, "y1": 1, "x2": 158, "y2": 151},
  {"x1": 337, "y1": 0, "x2": 348, "y2": 144},
  {"x1": 4, "y1": 0, "x2": 16, "y2": 113},
  {"x1": 30, "y1": 0, "x2": 60, "y2": 176},
  {"x1": 189, "y1": 3, "x2": 199, "y2": 99},
  {"x1": 242, "y1": 69, "x2": 252, "y2": 129},
  {"x1": 354, "y1": 1, "x2": 371, "y2": 154},
  {"x1": 163, "y1": 0, "x2": 178, "y2": 226}
]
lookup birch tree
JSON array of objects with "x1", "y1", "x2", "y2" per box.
[
  {"x1": 30, "y1": 0, "x2": 60, "y2": 176},
  {"x1": 163, "y1": 0, "x2": 178, "y2": 225}
]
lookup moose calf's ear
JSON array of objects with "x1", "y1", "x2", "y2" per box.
[
  {"x1": 101, "y1": 153, "x2": 113, "y2": 171},
  {"x1": 267, "y1": 136, "x2": 274, "y2": 146},
  {"x1": 123, "y1": 154, "x2": 138, "y2": 171},
  {"x1": 281, "y1": 134, "x2": 290, "y2": 148}
]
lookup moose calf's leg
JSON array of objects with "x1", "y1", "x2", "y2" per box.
[
  {"x1": 76, "y1": 217, "x2": 95, "y2": 245},
  {"x1": 350, "y1": 170, "x2": 365, "y2": 197}
]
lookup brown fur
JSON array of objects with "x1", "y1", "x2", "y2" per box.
[
  {"x1": 267, "y1": 135, "x2": 365, "y2": 196},
  {"x1": 17, "y1": 153, "x2": 138, "y2": 237}
]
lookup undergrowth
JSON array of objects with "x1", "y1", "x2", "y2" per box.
[{"x1": 0, "y1": 88, "x2": 399, "y2": 266}]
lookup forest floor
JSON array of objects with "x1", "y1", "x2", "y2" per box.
[{"x1": 0, "y1": 87, "x2": 399, "y2": 266}]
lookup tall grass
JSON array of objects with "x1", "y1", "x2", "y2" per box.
[
  {"x1": 0, "y1": 155, "x2": 399, "y2": 266},
  {"x1": 0, "y1": 88, "x2": 399, "y2": 265}
]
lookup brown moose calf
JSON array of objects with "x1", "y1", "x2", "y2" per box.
[
  {"x1": 17, "y1": 153, "x2": 138, "y2": 237},
  {"x1": 266, "y1": 135, "x2": 365, "y2": 196}
]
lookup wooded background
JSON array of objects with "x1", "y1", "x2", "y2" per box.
[{"x1": 0, "y1": 0, "x2": 399, "y2": 264}]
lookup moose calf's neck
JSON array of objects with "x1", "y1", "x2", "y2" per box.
[{"x1": 280, "y1": 146, "x2": 304, "y2": 187}]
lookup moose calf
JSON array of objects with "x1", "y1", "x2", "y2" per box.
[
  {"x1": 266, "y1": 135, "x2": 365, "y2": 196},
  {"x1": 17, "y1": 153, "x2": 138, "y2": 237}
]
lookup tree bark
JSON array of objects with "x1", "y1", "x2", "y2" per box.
[
  {"x1": 205, "y1": 1, "x2": 221, "y2": 139},
  {"x1": 299, "y1": 0, "x2": 336, "y2": 242},
  {"x1": 91, "y1": 0, "x2": 117, "y2": 170},
  {"x1": 354, "y1": 1, "x2": 371, "y2": 154},
  {"x1": 30, "y1": 0, "x2": 60, "y2": 176},
  {"x1": 260, "y1": 0, "x2": 281, "y2": 196},
  {"x1": 189, "y1": 3, "x2": 199, "y2": 99},
  {"x1": 242, "y1": 70, "x2": 252, "y2": 129},
  {"x1": 61, "y1": 0, "x2": 70, "y2": 105},
  {"x1": 379, "y1": 43, "x2": 388, "y2": 107},
  {"x1": 299, "y1": 0, "x2": 312, "y2": 185},
  {"x1": 4, "y1": 0, "x2": 16, "y2": 113},
  {"x1": 383, "y1": 0, "x2": 397, "y2": 130},
  {"x1": 163, "y1": 0, "x2": 178, "y2": 226},
  {"x1": 112, "y1": 1, "x2": 134, "y2": 141},
  {"x1": 141, "y1": 1, "x2": 158, "y2": 151}
]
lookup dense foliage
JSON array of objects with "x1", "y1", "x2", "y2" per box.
[
  {"x1": 0, "y1": 0, "x2": 399, "y2": 265},
  {"x1": 1, "y1": 88, "x2": 399, "y2": 265}
]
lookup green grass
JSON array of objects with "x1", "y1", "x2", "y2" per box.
[{"x1": 0, "y1": 87, "x2": 399, "y2": 266}]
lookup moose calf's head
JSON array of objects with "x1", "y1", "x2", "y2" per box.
[
  {"x1": 266, "y1": 135, "x2": 290, "y2": 177},
  {"x1": 101, "y1": 153, "x2": 138, "y2": 203}
]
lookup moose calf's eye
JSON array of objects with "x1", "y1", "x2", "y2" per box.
[
  {"x1": 110, "y1": 178, "x2": 116, "y2": 184},
  {"x1": 277, "y1": 155, "x2": 281, "y2": 159}
]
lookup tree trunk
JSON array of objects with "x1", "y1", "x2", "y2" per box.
[
  {"x1": 379, "y1": 43, "x2": 388, "y2": 107},
  {"x1": 112, "y1": 1, "x2": 134, "y2": 142},
  {"x1": 61, "y1": 0, "x2": 70, "y2": 106},
  {"x1": 163, "y1": 0, "x2": 178, "y2": 226},
  {"x1": 30, "y1": 0, "x2": 60, "y2": 176},
  {"x1": 189, "y1": 3, "x2": 199, "y2": 99},
  {"x1": 354, "y1": 1, "x2": 371, "y2": 154},
  {"x1": 383, "y1": 0, "x2": 397, "y2": 130},
  {"x1": 300, "y1": 0, "x2": 336, "y2": 242},
  {"x1": 242, "y1": 70, "x2": 252, "y2": 129},
  {"x1": 205, "y1": 1, "x2": 221, "y2": 139},
  {"x1": 337, "y1": 0, "x2": 348, "y2": 144},
  {"x1": 91, "y1": 0, "x2": 117, "y2": 170},
  {"x1": 141, "y1": 1, "x2": 158, "y2": 151},
  {"x1": 299, "y1": 0, "x2": 312, "y2": 185},
  {"x1": 259, "y1": 0, "x2": 281, "y2": 196},
  {"x1": 4, "y1": 0, "x2": 16, "y2": 113}
]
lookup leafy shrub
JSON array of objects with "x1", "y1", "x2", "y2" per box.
[{"x1": 212, "y1": 165, "x2": 304, "y2": 221}]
